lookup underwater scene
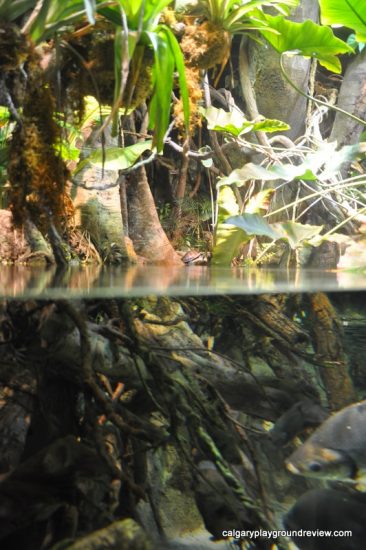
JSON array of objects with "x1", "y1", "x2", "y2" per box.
[{"x1": 1, "y1": 269, "x2": 366, "y2": 550}]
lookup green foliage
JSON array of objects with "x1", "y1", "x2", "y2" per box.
[
  {"x1": 259, "y1": 15, "x2": 353, "y2": 73},
  {"x1": 29, "y1": 0, "x2": 95, "y2": 42},
  {"x1": 202, "y1": 105, "x2": 289, "y2": 136},
  {"x1": 320, "y1": 0, "x2": 366, "y2": 42},
  {"x1": 212, "y1": 139, "x2": 366, "y2": 265},
  {"x1": 148, "y1": 25, "x2": 190, "y2": 150},
  {"x1": 194, "y1": 0, "x2": 299, "y2": 30},
  {"x1": 213, "y1": 205, "x2": 324, "y2": 265},
  {"x1": 23, "y1": 0, "x2": 189, "y2": 153},
  {"x1": 74, "y1": 140, "x2": 153, "y2": 174},
  {"x1": 212, "y1": 185, "x2": 248, "y2": 265},
  {"x1": 0, "y1": 0, "x2": 35, "y2": 20},
  {"x1": 225, "y1": 213, "x2": 280, "y2": 240},
  {"x1": 218, "y1": 141, "x2": 366, "y2": 187}
]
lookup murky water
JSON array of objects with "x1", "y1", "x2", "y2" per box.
[{"x1": 1, "y1": 266, "x2": 366, "y2": 550}]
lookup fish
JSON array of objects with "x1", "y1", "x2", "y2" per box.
[
  {"x1": 269, "y1": 398, "x2": 328, "y2": 446},
  {"x1": 285, "y1": 400, "x2": 366, "y2": 487},
  {"x1": 284, "y1": 488, "x2": 366, "y2": 550}
]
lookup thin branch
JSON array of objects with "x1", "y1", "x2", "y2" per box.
[{"x1": 21, "y1": 0, "x2": 44, "y2": 34}]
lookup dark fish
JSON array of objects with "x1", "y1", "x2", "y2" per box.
[
  {"x1": 270, "y1": 399, "x2": 328, "y2": 446},
  {"x1": 286, "y1": 400, "x2": 366, "y2": 487},
  {"x1": 193, "y1": 460, "x2": 270, "y2": 548},
  {"x1": 284, "y1": 488, "x2": 366, "y2": 550}
]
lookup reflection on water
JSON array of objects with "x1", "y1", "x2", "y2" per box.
[{"x1": 0, "y1": 264, "x2": 365, "y2": 298}]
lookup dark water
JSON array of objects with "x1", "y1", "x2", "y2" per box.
[
  {"x1": 0, "y1": 264, "x2": 365, "y2": 298},
  {"x1": 1, "y1": 266, "x2": 366, "y2": 550}
]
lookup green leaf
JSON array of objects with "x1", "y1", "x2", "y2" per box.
[
  {"x1": 55, "y1": 142, "x2": 80, "y2": 162},
  {"x1": 251, "y1": 118, "x2": 290, "y2": 132},
  {"x1": 273, "y1": 221, "x2": 323, "y2": 249},
  {"x1": 269, "y1": 163, "x2": 317, "y2": 181},
  {"x1": 202, "y1": 106, "x2": 289, "y2": 136},
  {"x1": 212, "y1": 185, "x2": 248, "y2": 265},
  {"x1": 29, "y1": 0, "x2": 87, "y2": 42},
  {"x1": 147, "y1": 30, "x2": 175, "y2": 151},
  {"x1": 245, "y1": 189, "x2": 275, "y2": 213},
  {"x1": 218, "y1": 164, "x2": 283, "y2": 187},
  {"x1": 218, "y1": 140, "x2": 366, "y2": 188},
  {"x1": 320, "y1": 0, "x2": 366, "y2": 42},
  {"x1": 225, "y1": 213, "x2": 281, "y2": 240},
  {"x1": 74, "y1": 140, "x2": 153, "y2": 174},
  {"x1": 163, "y1": 26, "x2": 190, "y2": 132},
  {"x1": 259, "y1": 15, "x2": 353, "y2": 73},
  {"x1": 0, "y1": 0, "x2": 35, "y2": 20}
]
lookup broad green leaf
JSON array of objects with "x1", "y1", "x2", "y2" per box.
[
  {"x1": 217, "y1": 184, "x2": 240, "y2": 221},
  {"x1": 225, "y1": 214, "x2": 281, "y2": 240},
  {"x1": 225, "y1": 216, "x2": 323, "y2": 250},
  {"x1": 74, "y1": 140, "x2": 153, "y2": 174},
  {"x1": 320, "y1": 0, "x2": 366, "y2": 42},
  {"x1": 202, "y1": 106, "x2": 289, "y2": 136},
  {"x1": 218, "y1": 140, "x2": 365, "y2": 188},
  {"x1": 270, "y1": 163, "x2": 317, "y2": 181},
  {"x1": 212, "y1": 186, "x2": 248, "y2": 265},
  {"x1": 217, "y1": 164, "x2": 282, "y2": 187},
  {"x1": 259, "y1": 15, "x2": 353, "y2": 73},
  {"x1": 310, "y1": 233, "x2": 352, "y2": 247},
  {"x1": 273, "y1": 221, "x2": 323, "y2": 249}
]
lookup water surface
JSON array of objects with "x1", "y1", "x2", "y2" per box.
[{"x1": 0, "y1": 264, "x2": 365, "y2": 299}]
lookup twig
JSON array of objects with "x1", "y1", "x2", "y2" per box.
[{"x1": 21, "y1": 0, "x2": 44, "y2": 34}]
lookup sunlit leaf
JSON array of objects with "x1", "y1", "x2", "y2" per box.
[
  {"x1": 30, "y1": 0, "x2": 88, "y2": 42},
  {"x1": 259, "y1": 15, "x2": 353, "y2": 73},
  {"x1": 225, "y1": 213, "x2": 281, "y2": 240},
  {"x1": 273, "y1": 221, "x2": 323, "y2": 249},
  {"x1": 245, "y1": 189, "x2": 275, "y2": 213},
  {"x1": 147, "y1": 30, "x2": 175, "y2": 151},
  {"x1": 320, "y1": 0, "x2": 366, "y2": 42},
  {"x1": 163, "y1": 26, "x2": 190, "y2": 133},
  {"x1": 212, "y1": 185, "x2": 248, "y2": 265},
  {"x1": 218, "y1": 164, "x2": 282, "y2": 187},
  {"x1": 202, "y1": 105, "x2": 289, "y2": 136},
  {"x1": 74, "y1": 140, "x2": 153, "y2": 173}
]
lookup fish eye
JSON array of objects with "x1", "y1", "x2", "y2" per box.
[{"x1": 308, "y1": 462, "x2": 322, "y2": 472}]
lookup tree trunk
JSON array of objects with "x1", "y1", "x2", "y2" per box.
[{"x1": 126, "y1": 167, "x2": 182, "y2": 263}]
